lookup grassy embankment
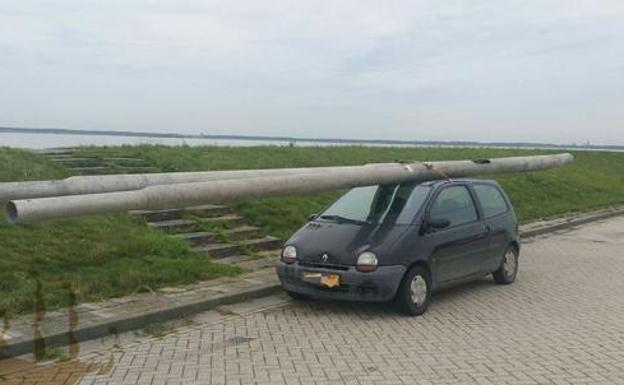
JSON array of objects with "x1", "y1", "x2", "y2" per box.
[
  {"x1": 2, "y1": 145, "x2": 623, "y2": 316},
  {"x1": 76, "y1": 145, "x2": 624, "y2": 239},
  {"x1": 0, "y1": 148, "x2": 241, "y2": 317}
]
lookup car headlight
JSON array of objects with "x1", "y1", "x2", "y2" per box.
[
  {"x1": 281, "y1": 245, "x2": 297, "y2": 264},
  {"x1": 356, "y1": 251, "x2": 378, "y2": 272}
]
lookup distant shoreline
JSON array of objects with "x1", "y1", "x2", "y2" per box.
[{"x1": 1, "y1": 126, "x2": 623, "y2": 151}]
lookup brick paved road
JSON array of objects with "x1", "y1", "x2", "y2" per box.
[{"x1": 4, "y1": 217, "x2": 624, "y2": 385}]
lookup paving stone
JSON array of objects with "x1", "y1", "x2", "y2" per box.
[
  {"x1": 147, "y1": 216, "x2": 243, "y2": 233},
  {"x1": 230, "y1": 257, "x2": 278, "y2": 271},
  {"x1": 100, "y1": 158, "x2": 147, "y2": 165},
  {"x1": 173, "y1": 226, "x2": 261, "y2": 246},
  {"x1": 51, "y1": 157, "x2": 100, "y2": 164},
  {"x1": 192, "y1": 237, "x2": 282, "y2": 258},
  {"x1": 35, "y1": 148, "x2": 75, "y2": 155},
  {"x1": 132, "y1": 205, "x2": 230, "y2": 222},
  {"x1": 113, "y1": 167, "x2": 160, "y2": 174},
  {"x1": 70, "y1": 166, "x2": 112, "y2": 175}
]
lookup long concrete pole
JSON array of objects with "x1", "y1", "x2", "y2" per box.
[
  {"x1": 0, "y1": 166, "x2": 366, "y2": 203},
  {"x1": 6, "y1": 153, "x2": 573, "y2": 223}
]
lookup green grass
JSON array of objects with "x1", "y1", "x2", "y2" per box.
[
  {"x1": 76, "y1": 145, "x2": 624, "y2": 238},
  {"x1": 36, "y1": 347, "x2": 71, "y2": 362},
  {"x1": 0, "y1": 147, "x2": 69, "y2": 181},
  {"x1": 0, "y1": 147, "x2": 242, "y2": 317}
]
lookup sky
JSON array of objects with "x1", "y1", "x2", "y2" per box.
[{"x1": 0, "y1": 0, "x2": 622, "y2": 145}]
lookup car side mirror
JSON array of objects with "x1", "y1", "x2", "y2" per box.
[
  {"x1": 421, "y1": 218, "x2": 451, "y2": 234},
  {"x1": 308, "y1": 213, "x2": 319, "y2": 221}
]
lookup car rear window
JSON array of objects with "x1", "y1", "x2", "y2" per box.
[{"x1": 474, "y1": 184, "x2": 509, "y2": 218}]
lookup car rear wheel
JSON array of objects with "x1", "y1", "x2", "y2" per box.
[
  {"x1": 395, "y1": 266, "x2": 431, "y2": 316},
  {"x1": 493, "y1": 246, "x2": 518, "y2": 284}
]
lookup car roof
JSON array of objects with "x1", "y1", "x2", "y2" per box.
[{"x1": 419, "y1": 178, "x2": 500, "y2": 188}]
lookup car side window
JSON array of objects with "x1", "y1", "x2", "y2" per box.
[
  {"x1": 429, "y1": 185, "x2": 478, "y2": 227},
  {"x1": 474, "y1": 184, "x2": 509, "y2": 218}
]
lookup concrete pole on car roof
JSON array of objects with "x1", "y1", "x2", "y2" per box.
[{"x1": 5, "y1": 153, "x2": 574, "y2": 223}]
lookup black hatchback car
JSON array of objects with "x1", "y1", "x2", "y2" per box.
[{"x1": 276, "y1": 179, "x2": 520, "y2": 316}]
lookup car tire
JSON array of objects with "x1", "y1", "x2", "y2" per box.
[
  {"x1": 395, "y1": 266, "x2": 431, "y2": 316},
  {"x1": 285, "y1": 290, "x2": 309, "y2": 301},
  {"x1": 493, "y1": 246, "x2": 519, "y2": 284}
]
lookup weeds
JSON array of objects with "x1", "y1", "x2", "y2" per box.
[
  {"x1": 138, "y1": 321, "x2": 175, "y2": 339},
  {"x1": 36, "y1": 347, "x2": 70, "y2": 362}
]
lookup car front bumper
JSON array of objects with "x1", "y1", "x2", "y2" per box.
[{"x1": 276, "y1": 262, "x2": 406, "y2": 302}]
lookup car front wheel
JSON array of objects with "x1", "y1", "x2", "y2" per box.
[
  {"x1": 395, "y1": 266, "x2": 431, "y2": 316},
  {"x1": 493, "y1": 246, "x2": 519, "y2": 284}
]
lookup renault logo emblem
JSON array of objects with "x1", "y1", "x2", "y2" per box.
[{"x1": 321, "y1": 254, "x2": 329, "y2": 262}]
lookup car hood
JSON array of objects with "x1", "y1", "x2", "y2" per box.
[{"x1": 287, "y1": 220, "x2": 410, "y2": 266}]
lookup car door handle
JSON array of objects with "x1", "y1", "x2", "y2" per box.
[{"x1": 482, "y1": 224, "x2": 491, "y2": 232}]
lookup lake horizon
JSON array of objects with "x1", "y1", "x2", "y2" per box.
[{"x1": 1, "y1": 131, "x2": 623, "y2": 153}]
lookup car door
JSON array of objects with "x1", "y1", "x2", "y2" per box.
[
  {"x1": 426, "y1": 184, "x2": 490, "y2": 284},
  {"x1": 472, "y1": 183, "x2": 512, "y2": 272}
]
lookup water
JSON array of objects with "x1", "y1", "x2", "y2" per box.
[
  {"x1": 0, "y1": 132, "x2": 476, "y2": 149},
  {"x1": 1, "y1": 132, "x2": 623, "y2": 152},
  {"x1": 0, "y1": 132, "x2": 289, "y2": 149}
]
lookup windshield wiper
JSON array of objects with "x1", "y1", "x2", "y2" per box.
[{"x1": 319, "y1": 214, "x2": 369, "y2": 225}]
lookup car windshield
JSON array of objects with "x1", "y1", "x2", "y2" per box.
[{"x1": 320, "y1": 183, "x2": 431, "y2": 225}]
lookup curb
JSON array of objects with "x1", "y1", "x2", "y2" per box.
[
  {"x1": 519, "y1": 206, "x2": 624, "y2": 238},
  {"x1": 2, "y1": 206, "x2": 623, "y2": 359},
  {"x1": 0, "y1": 282, "x2": 281, "y2": 358}
]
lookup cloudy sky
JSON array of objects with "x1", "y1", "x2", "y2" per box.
[{"x1": 1, "y1": 0, "x2": 622, "y2": 144}]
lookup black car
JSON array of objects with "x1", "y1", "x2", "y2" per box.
[{"x1": 276, "y1": 179, "x2": 520, "y2": 316}]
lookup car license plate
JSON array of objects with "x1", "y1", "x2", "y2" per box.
[{"x1": 303, "y1": 272, "x2": 341, "y2": 288}]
